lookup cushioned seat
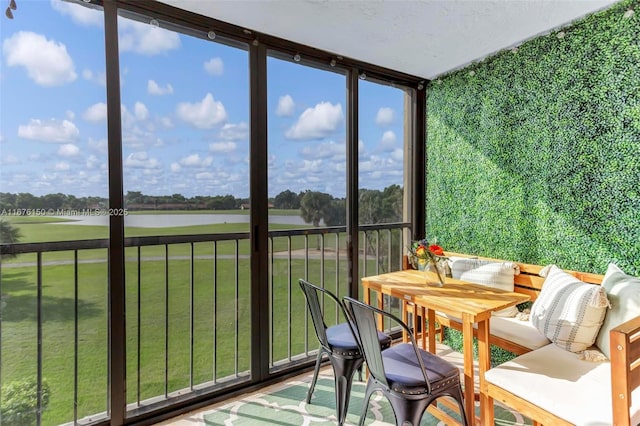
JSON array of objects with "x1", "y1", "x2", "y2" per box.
[
  {"x1": 437, "y1": 312, "x2": 551, "y2": 351},
  {"x1": 384, "y1": 343, "x2": 460, "y2": 393},
  {"x1": 485, "y1": 343, "x2": 640, "y2": 425}
]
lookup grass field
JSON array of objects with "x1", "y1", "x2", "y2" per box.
[{"x1": 1, "y1": 211, "x2": 362, "y2": 425}]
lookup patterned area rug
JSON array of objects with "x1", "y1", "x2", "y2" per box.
[{"x1": 199, "y1": 372, "x2": 531, "y2": 425}]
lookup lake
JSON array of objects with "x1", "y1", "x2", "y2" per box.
[{"x1": 54, "y1": 214, "x2": 309, "y2": 228}]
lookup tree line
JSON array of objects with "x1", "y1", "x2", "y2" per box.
[{"x1": 0, "y1": 185, "x2": 403, "y2": 224}]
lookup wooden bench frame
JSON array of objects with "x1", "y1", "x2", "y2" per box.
[{"x1": 402, "y1": 252, "x2": 640, "y2": 425}]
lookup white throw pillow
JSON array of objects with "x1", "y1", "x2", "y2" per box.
[
  {"x1": 595, "y1": 263, "x2": 640, "y2": 358},
  {"x1": 530, "y1": 265, "x2": 610, "y2": 353},
  {"x1": 449, "y1": 257, "x2": 520, "y2": 317}
]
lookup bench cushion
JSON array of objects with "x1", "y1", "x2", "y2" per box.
[
  {"x1": 490, "y1": 316, "x2": 550, "y2": 351},
  {"x1": 449, "y1": 257, "x2": 519, "y2": 317},
  {"x1": 530, "y1": 265, "x2": 609, "y2": 352},
  {"x1": 595, "y1": 263, "x2": 640, "y2": 358},
  {"x1": 436, "y1": 313, "x2": 550, "y2": 351},
  {"x1": 485, "y1": 343, "x2": 640, "y2": 425}
]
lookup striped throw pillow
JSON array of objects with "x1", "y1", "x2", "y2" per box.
[{"x1": 530, "y1": 265, "x2": 610, "y2": 353}]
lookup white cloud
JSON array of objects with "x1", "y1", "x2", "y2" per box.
[
  {"x1": 86, "y1": 155, "x2": 99, "y2": 169},
  {"x1": 209, "y1": 142, "x2": 236, "y2": 153},
  {"x1": 170, "y1": 163, "x2": 181, "y2": 172},
  {"x1": 58, "y1": 143, "x2": 80, "y2": 157},
  {"x1": 176, "y1": 93, "x2": 227, "y2": 129},
  {"x1": 276, "y1": 95, "x2": 295, "y2": 117},
  {"x1": 55, "y1": 161, "x2": 70, "y2": 171},
  {"x1": 1, "y1": 155, "x2": 19, "y2": 165},
  {"x1": 391, "y1": 148, "x2": 404, "y2": 161},
  {"x1": 196, "y1": 172, "x2": 214, "y2": 180},
  {"x1": 218, "y1": 122, "x2": 248, "y2": 141},
  {"x1": 134, "y1": 102, "x2": 149, "y2": 120},
  {"x1": 120, "y1": 105, "x2": 135, "y2": 129},
  {"x1": 159, "y1": 116, "x2": 174, "y2": 129},
  {"x1": 88, "y1": 138, "x2": 107, "y2": 155},
  {"x1": 3, "y1": 31, "x2": 77, "y2": 87},
  {"x1": 18, "y1": 119, "x2": 79, "y2": 143},
  {"x1": 83, "y1": 102, "x2": 107, "y2": 122},
  {"x1": 51, "y1": 0, "x2": 103, "y2": 26},
  {"x1": 147, "y1": 79, "x2": 174, "y2": 95},
  {"x1": 65, "y1": 110, "x2": 75, "y2": 120},
  {"x1": 124, "y1": 151, "x2": 160, "y2": 169},
  {"x1": 376, "y1": 107, "x2": 394, "y2": 126},
  {"x1": 118, "y1": 19, "x2": 181, "y2": 56},
  {"x1": 82, "y1": 69, "x2": 106, "y2": 86},
  {"x1": 204, "y1": 57, "x2": 224, "y2": 76},
  {"x1": 285, "y1": 102, "x2": 343, "y2": 140},
  {"x1": 300, "y1": 141, "x2": 345, "y2": 160},
  {"x1": 380, "y1": 130, "x2": 397, "y2": 149},
  {"x1": 179, "y1": 154, "x2": 213, "y2": 167}
]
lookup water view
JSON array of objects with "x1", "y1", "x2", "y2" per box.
[{"x1": 53, "y1": 213, "x2": 309, "y2": 227}]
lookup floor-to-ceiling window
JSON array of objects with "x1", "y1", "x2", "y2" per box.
[
  {"x1": 266, "y1": 54, "x2": 347, "y2": 368},
  {"x1": 358, "y1": 79, "x2": 413, "y2": 277},
  {"x1": 0, "y1": 1, "x2": 109, "y2": 424},
  {"x1": 114, "y1": 8, "x2": 252, "y2": 412}
]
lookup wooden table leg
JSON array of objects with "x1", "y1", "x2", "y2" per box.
[
  {"x1": 427, "y1": 308, "x2": 436, "y2": 353},
  {"x1": 477, "y1": 318, "x2": 493, "y2": 426},
  {"x1": 462, "y1": 313, "x2": 476, "y2": 424}
]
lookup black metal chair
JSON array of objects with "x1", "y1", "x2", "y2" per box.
[
  {"x1": 298, "y1": 279, "x2": 391, "y2": 425},
  {"x1": 343, "y1": 296, "x2": 468, "y2": 426}
]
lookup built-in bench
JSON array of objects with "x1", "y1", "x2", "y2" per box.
[{"x1": 402, "y1": 252, "x2": 640, "y2": 425}]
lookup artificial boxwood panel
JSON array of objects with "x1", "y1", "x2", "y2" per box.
[{"x1": 426, "y1": 0, "x2": 639, "y2": 275}]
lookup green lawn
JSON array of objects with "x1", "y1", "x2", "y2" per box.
[{"x1": 1, "y1": 216, "x2": 355, "y2": 425}]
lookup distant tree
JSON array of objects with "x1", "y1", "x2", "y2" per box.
[
  {"x1": 0, "y1": 193, "x2": 16, "y2": 210},
  {"x1": 300, "y1": 191, "x2": 333, "y2": 227},
  {"x1": 300, "y1": 191, "x2": 335, "y2": 249},
  {"x1": 16, "y1": 193, "x2": 41, "y2": 209},
  {"x1": 273, "y1": 190, "x2": 300, "y2": 209},
  {"x1": 0, "y1": 220, "x2": 22, "y2": 260},
  {"x1": 42, "y1": 193, "x2": 65, "y2": 210},
  {"x1": 324, "y1": 198, "x2": 346, "y2": 226}
]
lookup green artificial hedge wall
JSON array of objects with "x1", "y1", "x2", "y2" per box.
[{"x1": 426, "y1": 0, "x2": 640, "y2": 275}]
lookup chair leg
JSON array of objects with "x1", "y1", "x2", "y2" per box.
[
  {"x1": 332, "y1": 356, "x2": 364, "y2": 425},
  {"x1": 306, "y1": 348, "x2": 324, "y2": 403},
  {"x1": 359, "y1": 380, "x2": 377, "y2": 426},
  {"x1": 451, "y1": 386, "x2": 469, "y2": 426}
]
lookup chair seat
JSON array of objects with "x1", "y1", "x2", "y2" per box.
[
  {"x1": 327, "y1": 322, "x2": 391, "y2": 354},
  {"x1": 384, "y1": 343, "x2": 460, "y2": 395}
]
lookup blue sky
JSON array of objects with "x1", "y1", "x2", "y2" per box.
[{"x1": 0, "y1": 0, "x2": 406, "y2": 199}]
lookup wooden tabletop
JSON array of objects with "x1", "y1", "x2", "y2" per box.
[{"x1": 361, "y1": 269, "x2": 530, "y2": 322}]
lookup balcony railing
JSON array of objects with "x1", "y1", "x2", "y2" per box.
[{"x1": 0, "y1": 223, "x2": 409, "y2": 425}]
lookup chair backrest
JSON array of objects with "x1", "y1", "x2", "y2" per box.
[
  {"x1": 343, "y1": 296, "x2": 431, "y2": 392},
  {"x1": 298, "y1": 279, "x2": 346, "y2": 350}
]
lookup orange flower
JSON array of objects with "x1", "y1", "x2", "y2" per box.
[{"x1": 428, "y1": 244, "x2": 444, "y2": 256}]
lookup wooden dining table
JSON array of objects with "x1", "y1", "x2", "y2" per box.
[{"x1": 361, "y1": 269, "x2": 530, "y2": 425}]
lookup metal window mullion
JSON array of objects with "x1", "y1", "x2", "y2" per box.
[
  {"x1": 234, "y1": 241, "x2": 239, "y2": 376},
  {"x1": 164, "y1": 244, "x2": 169, "y2": 397},
  {"x1": 269, "y1": 236, "x2": 275, "y2": 367},
  {"x1": 136, "y1": 246, "x2": 141, "y2": 405},
  {"x1": 190, "y1": 242, "x2": 194, "y2": 389},
  {"x1": 74, "y1": 250, "x2": 79, "y2": 424},
  {"x1": 212, "y1": 241, "x2": 217, "y2": 382},
  {"x1": 36, "y1": 252, "x2": 43, "y2": 426},
  {"x1": 287, "y1": 236, "x2": 292, "y2": 361},
  {"x1": 335, "y1": 232, "x2": 340, "y2": 324}
]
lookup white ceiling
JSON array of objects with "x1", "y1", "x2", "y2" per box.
[{"x1": 159, "y1": 0, "x2": 619, "y2": 80}]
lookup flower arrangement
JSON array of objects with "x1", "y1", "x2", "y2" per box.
[{"x1": 408, "y1": 238, "x2": 447, "y2": 285}]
